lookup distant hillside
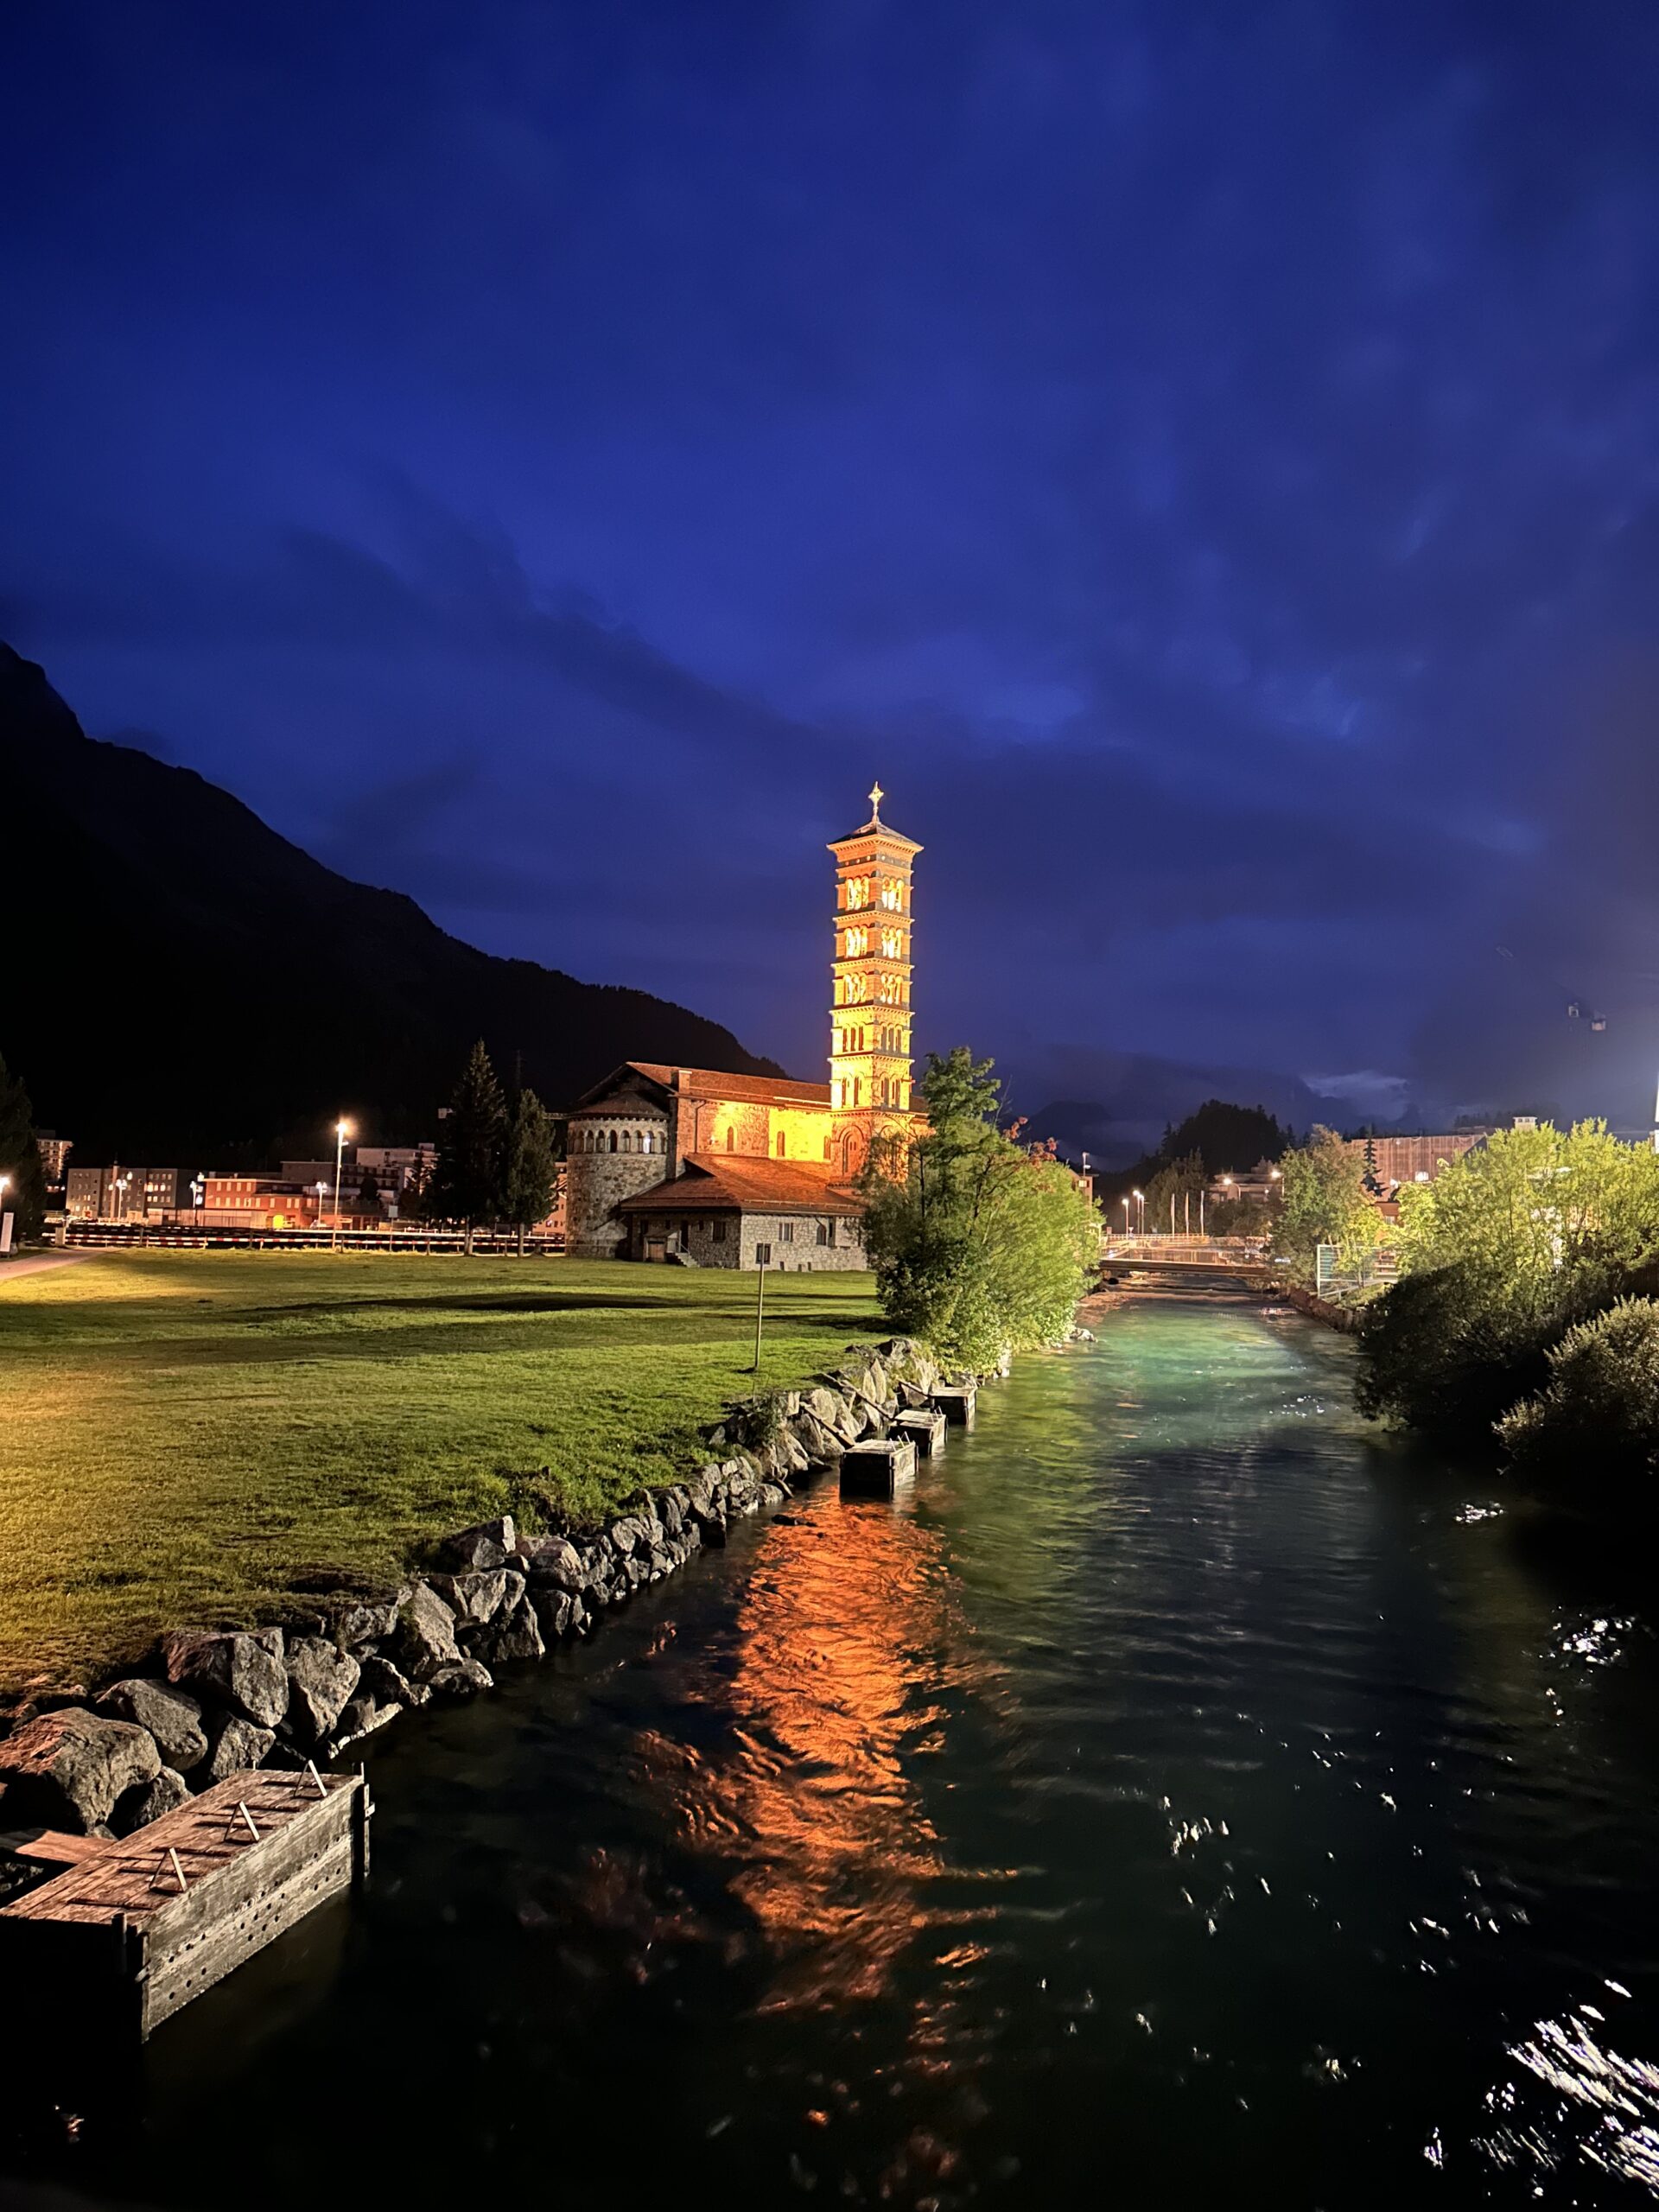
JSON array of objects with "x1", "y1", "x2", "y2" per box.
[{"x1": 0, "y1": 644, "x2": 781, "y2": 1160}]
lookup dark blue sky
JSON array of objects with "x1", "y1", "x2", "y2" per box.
[{"x1": 7, "y1": 1, "x2": 1659, "y2": 1153}]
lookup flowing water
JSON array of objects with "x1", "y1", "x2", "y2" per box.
[{"x1": 11, "y1": 1288, "x2": 1659, "y2": 2209}]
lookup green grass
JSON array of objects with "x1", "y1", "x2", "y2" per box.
[{"x1": 0, "y1": 1251, "x2": 880, "y2": 1694}]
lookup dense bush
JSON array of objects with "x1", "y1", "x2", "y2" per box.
[
  {"x1": 1357, "y1": 1121, "x2": 1659, "y2": 1446},
  {"x1": 1354, "y1": 1262, "x2": 1585, "y2": 1443},
  {"x1": 861, "y1": 1047, "x2": 1100, "y2": 1373},
  {"x1": 1497, "y1": 1298, "x2": 1659, "y2": 1500}
]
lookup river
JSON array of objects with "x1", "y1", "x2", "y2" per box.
[{"x1": 12, "y1": 1287, "x2": 1659, "y2": 2209}]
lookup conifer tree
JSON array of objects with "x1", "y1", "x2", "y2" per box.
[
  {"x1": 430, "y1": 1039, "x2": 508, "y2": 1251},
  {"x1": 0, "y1": 1053, "x2": 48, "y2": 1243},
  {"x1": 503, "y1": 1085, "x2": 558, "y2": 1255}
]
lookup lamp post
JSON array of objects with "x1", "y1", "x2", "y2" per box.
[
  {"x1": 1133, "y1": 1186, "x2": 1144, "y2": 1234},
  {"x1": 331, "y1": 1119, "x2": 352, "y2": 1251},
  {"x1": 1269, "y1": 1166, "x2": 1283, "y2": 1201},
  {"x1": 1121, "y1": 1194, "x2": 1130, "y2": 1240},
  {"x1": 315, "y1": 1180, "x2": 328, "y2": 1230},
  {"x1": 0, "y1": 1173, "x2": 10, "y2": 1256}
]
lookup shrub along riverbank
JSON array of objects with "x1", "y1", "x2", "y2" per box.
[
  {"x1": 1355, "y1": 1121, "x2": 1659, "y2": 1503},
  {"x1": 0, "y1": 1251, "x2": 880, "y2": 1694}
]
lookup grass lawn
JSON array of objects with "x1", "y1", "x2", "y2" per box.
[{"x1": 0, "y1": 1250, "x2": 880, "y2": 1694}]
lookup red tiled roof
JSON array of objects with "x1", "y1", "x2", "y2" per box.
[
  {"x1": 573, "y1": 1062, "x2": 831, "y2": 1112},
  {"x1": 615, "y1": 1153, "x2": 865, "y2": 1216}
]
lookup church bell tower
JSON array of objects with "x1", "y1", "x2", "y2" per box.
[{"x1": 829, "y1": 784, "x2": 921, "y2": 1169}]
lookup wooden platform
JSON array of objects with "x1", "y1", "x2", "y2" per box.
[
  {"x1": 0, "y1": 1768, "x2": 370, "y2": 2037},
  {"x1": 893, "y1": 1407, "x2": 946, "y2": 1457},
  {"x1": 930, "y1": 1383, "x2": 977, "y2": 1429},
  {"x1": 840, "y1": 1437, "x2": 918, "y2": 1497}
]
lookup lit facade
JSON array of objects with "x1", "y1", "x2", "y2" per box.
[
  {"x1": 828, "y1": 783, "x2": 921, "y2": 1173},
  {"x1": 563, "y1": 788, "x2": 924, "y2": 1262}
]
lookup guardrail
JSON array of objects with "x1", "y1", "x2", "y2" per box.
[{"x1": 63, "y1": 1222, "x2": 566, "y2": 1255}]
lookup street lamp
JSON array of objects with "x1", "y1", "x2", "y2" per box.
[
  {"x1": 315, "y1": 1180, "x2": 328, "y2": 1229},
  {"x1": 1133, "y1": 1186, "x2": 1144, "y2": 1234},
  {"x1": 1121, "y1": 1193, "x2": 1130, "y2": 1238},
  {"x1": 1269, "y1": 1166, "x2": 1283, "y2": 1201},
  {"x1": 331, "y1": 1119, "x2": 353, "y2": 1251},
  {"x1": 0, "y1": 1174, "x2": 10, "y2": 1255}
]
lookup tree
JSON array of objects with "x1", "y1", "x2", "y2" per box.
[
  {"x1": 1096, "y1": 1098, "x2": 1288, "y2": 1217},
  {"x1": 860, "y1": 1047, "x2": 1100, "y2": 1372},
  {"x1": 0, "y1": 1053, "x2": 48, "y2": 1243},
  {"x1": 1357, "y1": 1121, "x2": 1659, "y2": 1439},
  {"x1": 429, "y1": 1040, "x2": 508, "y2": 1252},
  {"x1": 502, "y1": 1085, "x2": 559, "y2": 1256},
  {"x1": 1393, "y1": 1119, "x2": 1659, "y2": 1323},
  {"x1": 1144, "y1": 1148, "x2": 1205, "y2": 1235},
  {"x1": 1270, "y1": 1124, "x2": 1383, "y2": 1289},
  {"x1": 355, "y1": 1167, "x2": 381, "y2": 1220}
]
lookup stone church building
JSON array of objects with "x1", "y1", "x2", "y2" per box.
[{"x1": 564, "y1": 787, "x2": 920, "y2": 1267}]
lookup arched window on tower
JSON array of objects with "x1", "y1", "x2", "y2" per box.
[
  {"x1": 776, "y1": 1131, "x2": 786, "y2": 1159},
  {"x1": 608, "y1": 1129, "x2": 618, "y2": 1153},
  {"x1": 726, "y1": 1127, "x2": 735, "y2": 1152}
]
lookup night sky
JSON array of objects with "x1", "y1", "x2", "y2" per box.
[{"x1": 7, "y1": 3, "x2": 1659, "y2": 1158}]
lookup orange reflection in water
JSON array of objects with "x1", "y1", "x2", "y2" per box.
[{"x1": 661, "y1": 1497, "x2": 989, "y2": 2015}]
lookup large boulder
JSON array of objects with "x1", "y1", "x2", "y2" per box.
[
  {"x1": 283, "y1": 1637, "x2": 362, "y2": 1746},
  {"x1": 429, "y1": 1568, "x2": 515, "y2": 1625},
  {"x1": 521, "y1": 1536, "x2": 587, "y2": 1592},
  {"x1": 359, "y1": 1653, "x2": 427, "y2": 1710},
  {"x1": 531, "y1": 1588, "x2": 584, "y2": 1642},
  {"x1": 162, "y1": 1628, "x2": 289, "y2": 1729},
  {"x1": 391, "y1": 1583, "x2": 460, "y2": 1681},
  {"x1": 607, "y1": 1513, "x2": 655, "y2": 1559},
  {"x1": 327, "y1": 1589, "x2": 406, "y2": 1649},
  {"x1": 204, "y1": 1713, "x2": 276, "y2": 1783},
  {"x1": 113, "y1": 1766, "x2": 192, "y2": 1835},
  {"x1": 439, "y1": 1517, "x2": 515, "y2": 1573},
  {"x1": 427, "y1": 1657, "x2": 493, "y2": 1700},
  {"x1": 95, "y1": 1678, "x2": 209, "y2": 1772},
  {"x1": 469, "y1": 1595, "x2": 544, "y2": 1667},
  {"x1": 0, "y1": 1708, "x2": 161, "y2": 1832}
]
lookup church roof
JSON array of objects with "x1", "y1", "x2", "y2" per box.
[
  {"x1": 570, "y1": 1062, "x2": 831, "y2": 1113},
  {"x1": 615, "y1": 1153, "x2": 865, "y2": 1216}
]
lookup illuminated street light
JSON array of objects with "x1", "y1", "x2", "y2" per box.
[
  {"x1": 315, "y1": 1179, "x2": 328, "y2": 1228},
  {"x1": 331, "y1": 1119, "x2": 353, "y2": 1251},
  {"x1": 1133, "y1": 1186, "x2": 1145, "y2": 1233}
]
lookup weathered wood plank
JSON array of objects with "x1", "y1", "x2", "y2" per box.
[
  {"x1": 0, "y1": 1769, "x2": 369, "y2": 2037},
  {"x1": 12, "y1": 1831, "x2": 110, "y2": 1866}
]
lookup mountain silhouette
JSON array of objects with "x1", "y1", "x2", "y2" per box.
[{"x1": 0, "y1": 644, "x2": 781, "y2": 1161}]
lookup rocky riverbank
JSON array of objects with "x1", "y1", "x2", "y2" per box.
[{"x1": 0, "y1": 1336, "x2": 962, "y2": 1847}]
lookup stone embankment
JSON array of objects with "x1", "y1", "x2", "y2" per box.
[{"x1": 0, "y1": 1336, "x2": 974, "y2": 1844}]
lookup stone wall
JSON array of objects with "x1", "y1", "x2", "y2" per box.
[{"x1": 627, "y1": 1208, "x2": 866, "y2": 1269}]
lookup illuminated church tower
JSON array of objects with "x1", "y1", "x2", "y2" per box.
[{"x1": 829, "y1": 783, "x2": 921, "y2": 1172}]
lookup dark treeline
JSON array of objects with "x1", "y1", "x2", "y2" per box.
[{"x1": 1093, "y1": 1099, "x2": 1289, "y2": 1213}]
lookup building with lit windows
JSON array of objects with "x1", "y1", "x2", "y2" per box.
[{"x1": 563, "y1": 787, "x2": 922, "y2": 1264}]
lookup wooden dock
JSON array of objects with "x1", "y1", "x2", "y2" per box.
[{"x1": 0, "y1": 1767, "x2": 370, "y2": 2038}]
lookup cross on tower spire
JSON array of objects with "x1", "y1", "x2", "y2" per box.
[{"x1": 868, "y1": 779, "x2": 884, "y2": 823}]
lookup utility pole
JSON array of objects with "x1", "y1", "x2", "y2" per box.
[{"x1": 751, "y1": 1261, "x2": 767, "y2": 1373}]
